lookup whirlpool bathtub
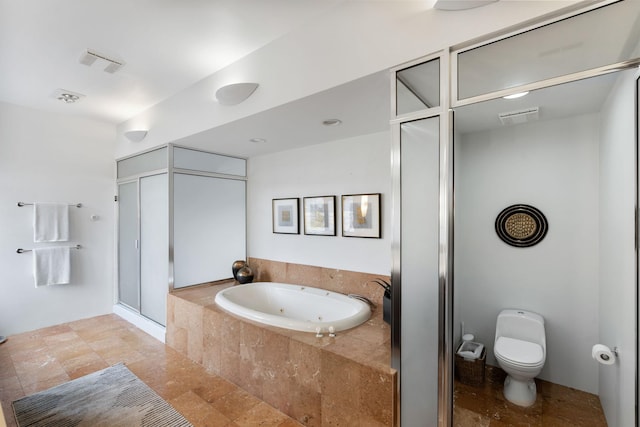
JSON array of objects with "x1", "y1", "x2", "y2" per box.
[{"x1": 214, "y1": 282, "x2": 371, "y2": 332}]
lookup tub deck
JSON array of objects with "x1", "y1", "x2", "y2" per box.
[{"x1": 167, "y1": 281, "x2": 396, "y2": 426}]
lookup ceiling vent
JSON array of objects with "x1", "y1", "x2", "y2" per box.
[
  {"x1": 498, "y1": 107, "x2": 539, "y2": 126},
  {"x1": 79, "y1": 49, "x2": 124, "y2": 73}
]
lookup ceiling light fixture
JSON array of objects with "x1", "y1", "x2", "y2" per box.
[
  {"x1": 250, "y1": 138, "x2": 267, "y2": 143},
  {"x1": 52, "y1": 88, "x2": 85, "y2": 104},
  {"x1": 215, "y1": 83, "x2": 259, "y2": 106},
  {"x1": 503, "y1": 91, "x2": 530, "y2": 100},
  {"x1": 124, "y1": 130, "x2": 148, "y2": 143},
  {"x1": 58, "y1": 93, "x2": 80, "y2": 103},
  {"x1": 322, "y1": 119, "x2": 342, "y2": 126}
]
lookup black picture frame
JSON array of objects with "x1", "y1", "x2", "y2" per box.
[
  {"x1": 342, "y1": 193, "x2": 381, "y2": 238},
  {"x1": 303, "y1": 196, "x2": 336, "y2": 236},
  {"x1": 272, "y1": 198, "x2": 299, "y2": 234}
]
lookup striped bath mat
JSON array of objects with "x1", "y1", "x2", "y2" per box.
[{"x1": 12, "y1": 363, "x2": 192, "y2": 427}]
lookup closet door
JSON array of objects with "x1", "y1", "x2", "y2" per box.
[
  {"x1": 118, "y1": 181, "x2": 139, "y2": 311},
  {"x1": 139, "y1": 173, "x2": 168, "y2": 325}
]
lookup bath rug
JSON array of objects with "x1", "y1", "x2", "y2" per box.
[{"x1": 12, "y1": 363, "x2": 193, "y2": 427}]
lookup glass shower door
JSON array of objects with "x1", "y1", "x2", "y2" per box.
[
  {"x1": 139, "y1": 174, "x2": 168, "y2": 325},
  {"x1": 118, "y1": 181, "x2": 139, "y2": 311},
  {"x1": 398, "y1": 116, "x2": 441, "y2": 425},
  {"x1": 118, "y1": 175, "x2": 168, "y2": 326}
]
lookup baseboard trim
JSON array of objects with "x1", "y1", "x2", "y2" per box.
[{"x1": 112, "y1": 304, "x2": 166, "y2": 343}]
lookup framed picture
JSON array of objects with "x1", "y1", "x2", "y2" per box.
[
  {"x1": 272, "y1": 198, "x2": 299, "y2": 234},
  {"x1": 303, "y1": 196, "x2": 336, "y2": 236},
  {"x1": 342, "y1": 193, "x2": 381, "y2": 238}
]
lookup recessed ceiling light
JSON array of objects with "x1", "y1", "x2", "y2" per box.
[
  {"x1": 322, "y1": 119, "x2": 342, "y2": 126},
  {"x1": 503, "y1": 91, "x2": 529, "y2": 100},
  {"x1": 51, "y1": 88, "x2": 85, "y2": 104},
  {"x1": 250, "y1": 138, "x2": 267, "y2": 143},
  {"x1": 58, "y1": 93, "x2": 80, "y2": 103}
]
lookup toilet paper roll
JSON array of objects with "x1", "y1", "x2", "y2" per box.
[{"x1": 592, "y1": 344, "x2": 616, "y2": 365}]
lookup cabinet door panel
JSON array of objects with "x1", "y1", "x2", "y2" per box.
[{"x1": 173, "y1": 174, "x2": 246, "y2": 288}]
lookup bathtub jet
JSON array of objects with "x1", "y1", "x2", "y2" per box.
[{"x1": 214, "y1": 282, "x2": 371, "y2": 333}]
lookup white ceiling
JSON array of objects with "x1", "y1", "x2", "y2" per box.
[
  {"x1": 0, "y1": 0, "x2": 342, "y2": 124},
  {"x1": 3, "y1": 0, "x2": 638, "y2": 159},
  {"x1": 171, "y1": 70, "x2": 391, "y2": 158},
  {"x1": 454, "y1": 72, "x2": 620, "y2": 135}
]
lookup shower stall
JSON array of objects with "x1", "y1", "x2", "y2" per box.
[{"x1": 391, "y1": 1, "x2": 640, "y2": 425}]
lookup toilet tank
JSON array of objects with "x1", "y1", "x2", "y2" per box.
[{"x1": 495, "y1": 309, "x2": 546, "y2": 347}]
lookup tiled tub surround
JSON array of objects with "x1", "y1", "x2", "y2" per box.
[
  {"x1": 167, "y1": 264, "x2": 395, "y2": 426},
  {"x1": 247, "y1": 258, "x2": 388, "y2": 308}
]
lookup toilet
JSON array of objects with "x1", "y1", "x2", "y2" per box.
[{"x1": 494, "y1": 309, "x2": 546, "y2": 407}]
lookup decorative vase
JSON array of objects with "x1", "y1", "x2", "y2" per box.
[
  {"x1": 236, "y1": 266, "x2": 254, "y2": 284},
  {"x1": 232, "y1": 260, "x2": 246, "y2": 280}
]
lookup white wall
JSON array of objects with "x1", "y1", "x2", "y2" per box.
[
  {"x1": 247, "y1": 131, "x2": 390, "y2": 275},
  {"x1": 0, "y1": 102, "x2": 116, "y2": 335},
  {"x1": 598, "y1": 68, "x2": 638, "y2": 427},
  {"x1": 454, "y1": 113, "x2": 600, "y2": 393}
]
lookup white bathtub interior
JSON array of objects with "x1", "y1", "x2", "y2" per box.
[{"x1": 214, "y1": 282, "x2": 371, "y2": 332}]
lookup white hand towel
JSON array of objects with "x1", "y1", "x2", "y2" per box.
[
  {"x1": 34, "y1": 203, "x2": 69, "y2": 242},
  {"x1": 33, "y1": 247, "x2": 70, "y2": 287}
]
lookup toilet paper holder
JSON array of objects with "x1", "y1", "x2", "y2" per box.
[
  {"x1": 601, "y1": 346, "x2": 619, "y2": 361},
  {"x1": 592, "y1": 344, "x2": 619, "y2": 365}
]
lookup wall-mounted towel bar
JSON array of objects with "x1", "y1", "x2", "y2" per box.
[
  {"x1": 17, "y1": 244, "x2": 81, "y2": 254},
  {"x1": 17, "y1": 202, "x2": 82, "y2": 208}
]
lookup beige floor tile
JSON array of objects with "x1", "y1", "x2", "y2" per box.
[
  {"x1": 2, "y1": 315, "x2": 316, "y2": 427},
  {"x1": 233, "y1": 402, "x2": 292, "y2": 426},
  {"x1": 211, "y1": 389, "x2": 262, "y2": 421},
  {"x1": 454, "y1": 366, "x2": 607, "y2": 427},
  {"x1": 170, "y1": 390, "x2": 232, "y2": 427}
]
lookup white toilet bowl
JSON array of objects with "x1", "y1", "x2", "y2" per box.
[{"x1": 494, "y1": 309, "x2": 546, "y2": 407}]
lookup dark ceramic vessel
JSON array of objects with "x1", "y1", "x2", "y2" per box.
[
  {"x1": 236, "y1": 266, "x2": 254, "y2": 284},
  {"x1": 232, "y1": 260, "x2": 246, "y2": 280}
]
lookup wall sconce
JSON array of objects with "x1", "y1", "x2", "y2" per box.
[
  {"x1": 124, "y1": 130, "x2": 148, "y2": 143},
  {"x1": 215, "y1": 83, "x2": 259, "y2": 106}
]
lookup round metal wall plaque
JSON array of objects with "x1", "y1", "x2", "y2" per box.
[{"x1": 495, "y1": 204, "x2": 548, "y2": 248}]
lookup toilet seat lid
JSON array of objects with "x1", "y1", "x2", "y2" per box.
[{"x1": 495, "y1": 336, "x2": 544, "y2": 366}]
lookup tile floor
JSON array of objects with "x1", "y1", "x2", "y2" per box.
[
  {"x1": 454, "y1": 365, "x2": 608, "y2": 426},
  {"x1": 0, "y1": 314, "x2": 302, "y2": 427},
  {"x1": 1, "y1": 313, "x2": 611, "y2": 427}
]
